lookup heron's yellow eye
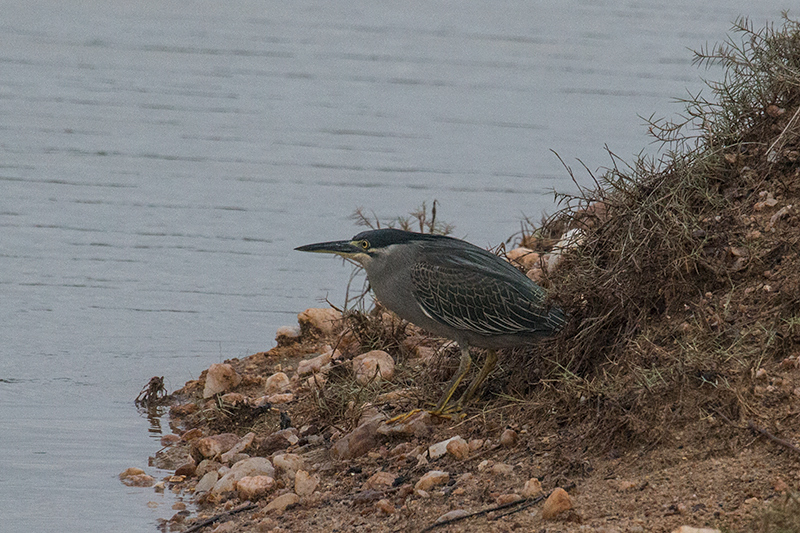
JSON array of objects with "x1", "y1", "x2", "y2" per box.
[{"x1": 359, "y1": 240, "x2": 370, "y2": 250}]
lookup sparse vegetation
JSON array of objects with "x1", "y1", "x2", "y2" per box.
[{"x1": 500, "y1": 14, "x2": 800, "y2": 452}]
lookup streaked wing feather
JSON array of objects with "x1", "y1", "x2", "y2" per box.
[{"x1": 410, "y1": 246, "x2": 562, "y2": 336}]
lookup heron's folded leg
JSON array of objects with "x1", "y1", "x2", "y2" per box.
[
  {"x1": 454, "y1": 349, "x2": 497, "y2": 411},
  {"x1": 430, "y1": 344, "x2": 472, "y2": 416}
]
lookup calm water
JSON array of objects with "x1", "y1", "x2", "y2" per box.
[{"x1": 0, "y1": 1, "x2": 790, "y2": 530}]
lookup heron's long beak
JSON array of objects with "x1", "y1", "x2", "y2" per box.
[{"x1": 295, "y1": 239, "x2": 362, "y2": 257}]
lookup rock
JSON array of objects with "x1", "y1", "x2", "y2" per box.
[
  {"x1": 211, "y1": 522, "x2": 236, "y2": 533},
  {"x1": 506, "y1": 247, "x2": 541, "y2": 270},
  {"x1": 297, "y1": 350, "x2": 334, "y2": 376},
  {"x1": 414, "y1": 345, "x2": 438, "y2": 361},
  {"x1": 153, "y1": 443, "x2": 194, "y2": 470},
  {"x1": 546, "y1": 228, "x2": 585, "y2": 273},
  {"x1": 388, "y1": 442, "x2": 416, "y2": 458},
  {"x1": 774, "y1": 477, "x2": 789, "y2": 492},
  {"x1": 477, "y1": 459, "x2": 493, "y2": 472},
  {"x1": 272, "y1": 453, "x2": 305, "y2": 479},
  {"x1": 298, "y1": 307, "x2": 342, "y2": 336},
  {"x1": 496, "y1": 493, "x2": 523, "y2": 505},
  {"x1": 119, "y1": 467, "x2": 156, "y2": 487},
  {"x1": 364, "y1": 471, "x2": 396, "y2": 490},
  {"x1": 754, "y1": 192, "x2": 779, "y2": 211},
  {"x1": 396, "y1": 483, "x2": 414, "y2": 500},
  {"x1": 436, "y1": 509, "x2": 469, "y2": 523},
  {"x1": 573, "y1": 201, "x2": 610, "y2": 231},
  {"x1": 194, "y1": 433, "x2": 240, "y2": 459},
  {"x1": 256, "y1": 517, "x2": 277, "y2": 531},
  {"x1": 352, "y1": 489, "x2": 384, "y2": 505},
  {"x1": 522, "y1": 478, "x2": 544, "y2": 498},
  {"x1": 258, "y1": 428, "x2": 300, "y2": 454},
  {"x1": 117, "y1": 466, "x2": 141, "y2": 478},
  {"x1": 220, "y1": 432, "x2": 256, "y2": 464},
  {"x1": 490, "y1": 463, "x2": 513, "y2": 476},
  {"x1": 541, "y1": 487, "x2": 572, "y2": 520},
  {"x1": 195, "y1": 459, "x2": 222, "y2": 478},
  {"x1": 499, "y1": 429, "x2": 518, "y2": 447},
  {"x1": 307, "y1": 373, "x2": 327, "y2": 390},
  {"x1": 376, "y1": 499, "x2": 395, "y2": 515},
  {"x1": 294, "y1": 470, "x2": 319, "y2": 497},
  {"x1": 160, "y1": 434, "x2": 181, "y2": 447},
  {"x1": 375, "y1": 389, "x2": 413, "y2": 403},
  {"x1": 428, "y1": 436, "x2": 462, "y2": 460},
  {"x1": 211, "y1": 472, "x2": 239, "y2": 494},
  {"x1": 415, "y1": 470, "x2": 449, "y2": 491},
  {"x1": 170, "y1": 403, "x2": 199, "y2": 418},
  {"x1": 265, "y1": 372, "x2": 291, "y2": 394},
  {"x1": 352, "y1": 350, "x2": 395, "y2": 385},
  {"x1": 265, "y1": 492, "x2": 300, "y2": 513},
  {"x1": 231, "y1": 457, "x2": 275, "y2": 478},
  {"x1": 220, "y1": 392, "x2": 247, "y2": 404},
  {"x1": 446, "y1": 436, "x2": 470, "y2": 460},
  {"x1": 266, "y1": 392, "x2": 294, "y2": 404},
  {"x1": 468, "y1": 439, "x2": 484, "y2": 452},
  {"x1": 212, "y1": 457, "x2": 275, "y2": 495},
  {"x1": 180, "y1": 428, "x2": 203, "y2": 442},
  {"x1": 227, "y1": 453, "x2": 250, "y2": 465},
  {"x1": 174, "y1": 461, "x2": 196, "y2": 477},
  {"x1": 377, "y1": 410, "x2": 432, "y2": 438},
  {"x1": 275, "y1": 325, "x2": 301, "y2": 345},
  {"x1": 203, "y1": 363, "x2": 242, "y2": 398},
  {"x1": 195, "y1": 471, "x2": 218, "y2": 493},
  {"x1": 670, "y1": 528, "x2": 721, "y2": 533},
  {"x1": 236, "y1": 475, "x2": 275, "y2": 501},
  {"x1": 615, "y1": 479, "x2": 638, "y2": 491},
  {"x1": 331, "y1": 416, "x2": 385, "y2": 460}
]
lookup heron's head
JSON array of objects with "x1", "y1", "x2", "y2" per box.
[{"x1": 295, "y1": 228, "x2": 435, "y2": 268}]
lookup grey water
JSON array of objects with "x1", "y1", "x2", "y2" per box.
[{"x1": 0, "y1": 1, "x2": 791, "y2": 530}]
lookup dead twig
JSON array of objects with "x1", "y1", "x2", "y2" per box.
[
  {"x1": 419, "y1": 497, "x2": 530, "y2": 532},
  {"x1": 183, "y1": 503, "x2": 257, "y2": 533},
  {"x1": 489, "y1": 494, "x2": 547, "y2": 520},
  {"x1": 747, "y1": 420, "x2": 800, "y2": 456},
  {"x1": 713, "y1": 408, "x2": 800, "y2": 457}
]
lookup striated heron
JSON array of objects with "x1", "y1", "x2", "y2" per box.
[{"x1": 296, "y1": 228, "x2": 565, "y2": 414}]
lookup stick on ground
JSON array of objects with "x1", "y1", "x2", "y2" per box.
[{"x1": 183, "y1": 502, "x2": 257, "y2": 533}]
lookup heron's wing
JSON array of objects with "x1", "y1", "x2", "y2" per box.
[{"x1": 410, "y1": 246, "x2": 564, "y2": 336}]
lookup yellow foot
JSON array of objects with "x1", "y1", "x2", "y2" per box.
[
  {"x1": 386, "y1": 409, "x2": 423, "y2": 425},
  {"x1": 386, "y1": 407, "x2": 460, "y2": 424}
]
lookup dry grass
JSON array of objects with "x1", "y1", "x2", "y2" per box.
[
  {"x1": 751, "y1": 492, "x2": 800, "y2": 533},
  {"x1": 493, "y1": 15, "x2": 800, "y2": 451}
]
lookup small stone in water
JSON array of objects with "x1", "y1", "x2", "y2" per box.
[{"x1": 119, "y1": 467, "x2": 156, "y2": 487}]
